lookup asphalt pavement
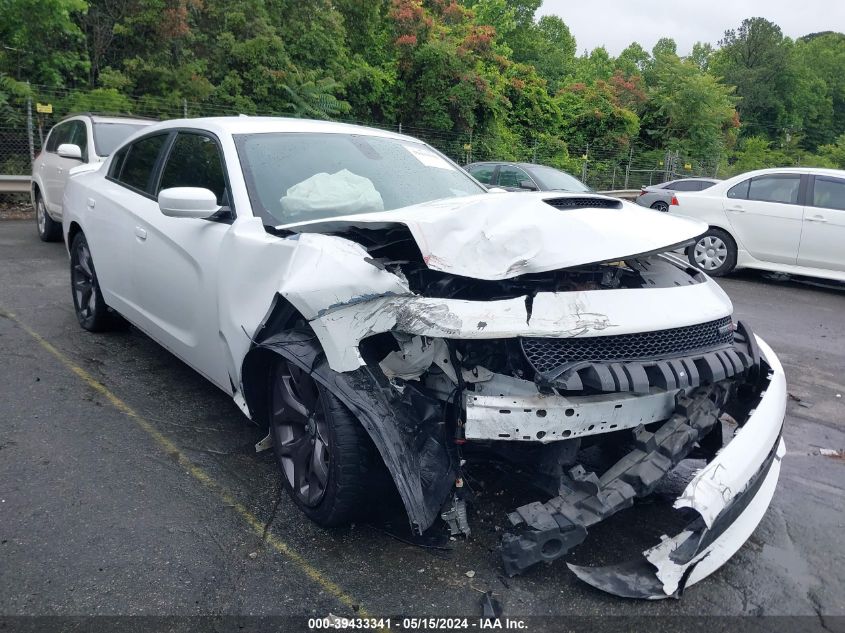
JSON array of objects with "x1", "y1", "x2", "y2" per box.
[{"x1": 1, "y1": 219, "x2": 843, "y2": 629}]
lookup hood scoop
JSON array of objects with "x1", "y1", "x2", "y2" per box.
[
  {"x1": 280, "y1": 192, "x2": 706, "y2": 281},
  {"x1": 544, "y1": 196, "x2": 621, "y2": 210}
]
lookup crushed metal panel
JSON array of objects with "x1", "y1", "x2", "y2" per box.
[
  {"x1": 278, "y1": 192, "x2": 708, "y2": 280},
  {"x1": 310, "y1": 281, "x2": 733, "y2": 373},
  {"x1": 464, "y1": 389, "x2": 679, "y2": 442}
]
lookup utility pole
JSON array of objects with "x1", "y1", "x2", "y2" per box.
[
  {"x1": 624, "y1": 144, "x2": 633, "y2": 189},
  {"x1": 182, "y1": 98, "x2": 188, "y2": 118},
  {"x1": 26, "y1": 88, "x2": 34, "y2": 162},
  {"x1": 581, "y1": 144, "x2": 589, "y2": 185}
]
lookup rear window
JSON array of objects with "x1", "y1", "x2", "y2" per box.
[{"x1": 93, "y1": 122, "x2": 148, "y2": 156}]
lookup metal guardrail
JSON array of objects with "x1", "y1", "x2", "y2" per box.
[{"x1": 0, "y1": 175, "x2": 31, "y2": 194}]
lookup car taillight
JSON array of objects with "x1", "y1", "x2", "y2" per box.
[
  {"x1": 670, "y1": 195, "x2": 679, "y2": 206},
  {"x1": 640, "y1": 188, "x2": 647, "y2": 195}
]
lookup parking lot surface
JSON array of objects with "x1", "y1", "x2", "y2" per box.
[{"x1": 1, "y1": 219, "x2": 844, "y2": 626}]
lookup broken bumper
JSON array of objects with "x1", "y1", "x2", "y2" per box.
[{"x1": 567, "y1": 335, "x2": 786, "y2": 598}]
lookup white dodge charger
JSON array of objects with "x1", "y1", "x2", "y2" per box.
[{"x1": 62, "y1": 117, "x2": 786, "y2": 598}]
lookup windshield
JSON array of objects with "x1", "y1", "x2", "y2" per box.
[
  {"x1": 529, "y1": 165, "x2": 591, "y2": 192},
  {"x1": 235, "y1": 132, "x2": 485, "y2": 225},
  {"x1": 92, "y1": 122, "x2": 148, "y2": 156}
]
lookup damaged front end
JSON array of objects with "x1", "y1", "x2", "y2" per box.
[{"x1": 239, "y1": 193, "x2": 786, "y2": 599}]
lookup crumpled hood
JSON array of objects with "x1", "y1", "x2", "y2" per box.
[{"x1": 278, "y1": 192, "x2": 707, "y2": 280}]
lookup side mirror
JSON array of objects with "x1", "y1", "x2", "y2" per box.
[
  {"x1": 158, "y1": 187, "x2": 220, "y2": 219},
  {"x1": 518, "y1": 179, "x2": 538, "y2": 191},
  {"x1": 57, "y1": 143, "x2": 83, "y2": 160}
]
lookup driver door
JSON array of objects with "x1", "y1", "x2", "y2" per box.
[{"x1": 129, "y1": 131, "x2": 235, "y2": 391}]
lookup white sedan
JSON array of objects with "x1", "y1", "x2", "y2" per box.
[
  {"x1": 668, "y1": 167, "x2": 845, "y2": 281},
  {"x1": 62, "y1": 117, "x2": 786, "y2": 598}
]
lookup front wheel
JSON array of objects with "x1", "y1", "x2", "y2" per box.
[
  {"x1": 687, "y1": 228, "x2": 737, "y2": 276},
  {"x1": 35, "y1": 193, "x2": 62, "y2": 242},
  {"x1": 269, "y1": 358, "x2": 378, "y2": 527}
]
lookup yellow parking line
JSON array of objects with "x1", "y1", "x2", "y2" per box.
[{"x1": 1, "y1": 309, "x2": 369, "y2": 618}]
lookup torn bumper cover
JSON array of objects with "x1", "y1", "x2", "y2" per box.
[{"x1": 503, "y1": 336, "x2": 786, "y2": 598}]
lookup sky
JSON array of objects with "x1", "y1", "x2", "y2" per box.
[{"x1": 537, "y1": 0, "x2": 845, "y2": 56}]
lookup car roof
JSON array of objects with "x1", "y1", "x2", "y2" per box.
[
  {"x1": 141, "y1": 116, "x2": 423, "y2": 143},
  {"x1": 58, "y1": 113, "x2": 157, "y2": 126},
  {"x1": 729, "y1": 166, "x2": 845, "y2": 179},
  {"x1": 465, "y1": 161, "x2": 557, "y2": 170}
]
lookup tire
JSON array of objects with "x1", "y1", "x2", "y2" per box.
[
  {"x1": 269, "y1": 358, "x2": 378, "y2": 527},
  {"x1": 70, "y1": 232, "x2": 116, "y2": 332},
  {"x1": 687, "y1": 228, "x2": 737, "y2": 277},
  {"x1": 35, "y1": 192, "x2": 62, "y2": 242},
  {"x1": 650, "y1": 200, "x2": 669, "y2": 213}
]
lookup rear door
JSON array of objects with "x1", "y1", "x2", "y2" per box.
[
  {"x1": 129, "y1": 130, "x2": 234, "y2": 390},
  {"x1": 88, "y1": 133, "x2": 170, "y2": 319},
  {"x1": 797, "y1": 175, "x2": 845, "y2": 272},
  {"x1": 723, "y1": 173, "x2": 804, "y2": 264}
]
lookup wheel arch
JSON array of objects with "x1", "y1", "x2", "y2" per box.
[
  {"x1": 66, "y1": 221, "x2": 83, "y2": 252},
  {"x1": 240, "y1": 325, "x2": 457, "y2": 534}
]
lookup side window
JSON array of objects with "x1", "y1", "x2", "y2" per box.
[
  {"x1": 67, "y1": 120, "x2": 89, "y2": 161},
  {"x1": 670, "y1": 180, "x2": 699, "y2": 192},
  {"x1": 45, "y1": 122, "x2": 71, "y2": 153},
  {"x1": 117, "y1": 134, "x2": 168, "y2": 193},
  {"x1": 699, "y1": 181, "x2": 717, "y2": 191},
  {"x1": 497, "y1": 166, "x2": 532, "y2": 188},
  {"x1": 468, "y1": 165, "x2": 495, "y2": 184},
  {"x1": 727, "y1": 179, "x2": 750, "y2": 200},
  {"x1": 747, "y1": 174, "x2": 800, "y2": 204},
  {"x1": 158, "y1": 133, "x2": 227, "y2": 205},
  {"x1": 110, "y1": 145, "x2": 130, "y2": 179},
  {"x1": 812, "y1": 176, "x2": 845, "y2": 211}
]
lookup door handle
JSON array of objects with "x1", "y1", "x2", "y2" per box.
[
  {"x1": 806, "y1": 215, "x2": 827, "y2": 223},
  {"x1": 727, "y1": 206, "x2": 745, "y2": 213},
  {"x1": 134, "y1": 226, "x2": 147, "y2": 240},
  {"x1": 86, "y1": 198, "x2": 95, "y2": 209}
]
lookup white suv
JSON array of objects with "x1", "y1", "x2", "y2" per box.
[{"x1": 31, "y1": 114, "x2": 153, "y2": 241}]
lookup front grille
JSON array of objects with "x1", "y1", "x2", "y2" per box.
[
  {"x1": 522, "y1": 316, "x2": 734, "y2": 373},
  {"x1": 543, "y1": 197, "x2": 622, "y2": 210}
]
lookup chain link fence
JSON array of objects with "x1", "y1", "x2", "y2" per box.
[{"x1": 1, "y1": 85, "x2": 720, "y2": 192}]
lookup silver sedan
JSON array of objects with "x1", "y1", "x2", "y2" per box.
[{"x1": 636, "y1": 177, "x2": 720, "y2": 212}]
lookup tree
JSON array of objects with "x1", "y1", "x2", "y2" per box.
[
  {"x1": 688, "y1": 42, "x2": 714, "y2": 71},
  {"x1": 0, "y1": 0, "x2": 89, "y2": 86},
  {"x1": 710, "y1": 18, "x2": 797, "y2": 140},
  {"x1": 641, "y1": 54, "x2": 738, "y2": 160}
]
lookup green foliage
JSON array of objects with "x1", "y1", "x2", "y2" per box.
[
  {"x1": 1, "y1": 1, "x2": 843, "y2": 176},
  {"x1": 642, "y1": 54, "x2": 738, "y2": 159},
  {"x1": 818, "y1": 134, "x2": 845, "y2": 168}
]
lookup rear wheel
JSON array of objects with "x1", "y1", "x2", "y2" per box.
[
  {"x1": 70, "y1": 232, "x2": 116, "y2": 331},
  {"x1": 269, "y1": 357, "x2": 377, "y2": 527},
  {"x1": 650, "y1": 200, "x2": 669, "y2": 213},
  {"x1": 35, "y1": 192, "x2": 62, "y2": 242},
  {"x1": 687, "y1": 228, "x2": 737, "y2": 277}
]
